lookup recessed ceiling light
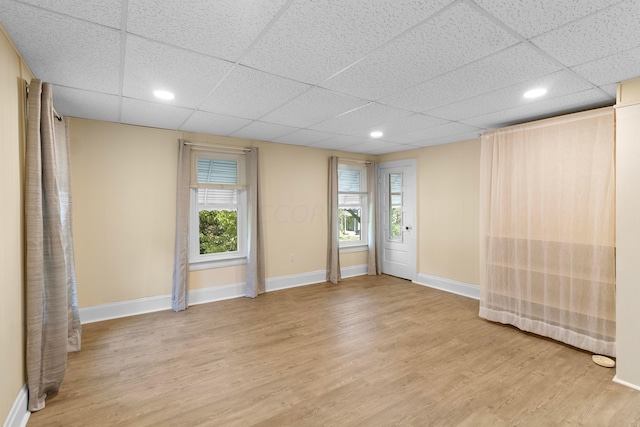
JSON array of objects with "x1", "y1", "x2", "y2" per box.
[
  {"x1": 370, "y1": 131, "x2": 383, "y2": 138},
  {"x1": 153, "y1": 90, "x2": 175, "y2": 100},
  {"x1": 523, "y1": 88, "x2": 547, "y2": 99}
]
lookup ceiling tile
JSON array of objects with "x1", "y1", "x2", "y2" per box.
[
  {"x1": 373, "y1": 113, "x2": 449, "y2": 137},
  {"x1": 120, "y1": 98, "x2": 193, "y2": 129},
  {"x1": 531, "y1": 0, "x2": 640, "y2": 67},
  {"x1": 380, "y1": 43, "x2": 562, "y2": 112},
  {"x1": 310, "y1": 103, "x2": 411, "y2": 135},
  {"x1": 346, "y1": 140, "x2": 407, "y2": 154},
  {"x1": 410, "y1": 130, "x2": 482, "y2": 147},
  {"x1": 369, "y1": 144, "x2": 419, "y2": 155},
  {"x1": 127, "y1": 0, "x2": 289, "y2": 62},
  {"x1": 461, "y1": 89, "x2": 612, "y2": 129},
  {"x1": 230, "y1": 121, "x2": 299, "y2": 141},
  {"x1": 123, "y1": 35, "x2": 233, "y2": 109},
  {"x1": 260, "y1": 87, "x2": 368, "y2": 128},
  {"x1": 52, "y1": 86, "x2": 120, "y2": 122},
  {"x1": 599, "y1": 84, "x2": 617, "y2": 98},
  {"x1": 384, "y1": 122, "x2": 481, "y2": 144},
  {"x1": 571, "y1": 46, "x2": 640, "y2": 86},
  {"x1": 474, "y1": 0, "x2": 621, "y2": 38},
  {"x1": 272, "y1": 129, "x2": 336, "y2": 146},
  {"x1": 0, "y1": 1, "x2": 121, "y2": 94},
  {"x1": 18, "y1": 0, "x2": 123, "y2": 28},
  {"x1": 308, "y1": 135, "x2": 369, "y2": 151},
  {"x1": 180, "y1": 111, "x2": 252, "y2": 136},
  {"x1": 320, "y1": 2, "x2": 518, "y2": 100},
  {"x1": 199, "y1": 65, "x2": 311, "y2": 120},
  {"x1": 240, "y1": 0, "x2": 452, "y2": 84},
  {"x1": 426, "y1": 70, "x2": 595, "y2": 121}
]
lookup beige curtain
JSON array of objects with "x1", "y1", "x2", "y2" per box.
[
  {"x1": 327, "y1": 156, "x2": 341, "y2": 284},
  {"x1": 479, "y1": 107, "x2": 615, "y2": 356},
  {"x1": 366, "y1": 162, "x2": 380, "y2": 275},
  {"x1": 172, "y1": 140, "x2": 191, "y2": 311},
  {"x1": 246, "y1": 148, "x2": 266, "y2": 298},
  {"x1": 26, "y1": 79, "x2": 81, "y2": 412}
]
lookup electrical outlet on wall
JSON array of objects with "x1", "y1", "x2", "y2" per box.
[{"x1": 289, "y1": 253, "x2": 295, "y2": 262}]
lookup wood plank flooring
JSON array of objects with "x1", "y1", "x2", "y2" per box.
[{"x1": 28, "y1": 275, "x2": 640, "y2": 426}]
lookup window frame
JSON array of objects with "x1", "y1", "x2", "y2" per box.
[
  {"x1": 337, "y1": 162, "x2": 368, "y2": 251},
  {"x1": 189, "y1": 150, "x2": 247, "y2": 269}
]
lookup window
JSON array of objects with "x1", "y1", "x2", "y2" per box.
[
  {"x1": 389, "y1": 172, "x2": 403, "y2": 241},
  {"x1": 189, "y1": 151, "x2": 246, "y2": 266},
  {"x1": 338, "y1": 162, "x2": 368, "y2": 248}
]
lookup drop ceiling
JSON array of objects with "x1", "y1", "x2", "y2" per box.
[{"x1": 1, "y1": 0, "x2": 638, "y2": 154}]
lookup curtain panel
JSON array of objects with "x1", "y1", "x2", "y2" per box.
[
  {"x1": 246, "y1": 148, "x2": 266, "y2": 298},
  {"x1": 366, "y1": 162, "x2": 380, "y2": 275},
  {"x1": 26, "y1": 79, "x2": 81, "y2": 411},
  {"x1": 479, "y1": 107, "x2": 616, "y2": 356},
  {"x1": 171, "y1": 140, "x2": 191, "y2": 311},
  {"x1": 327, "y1": 156, "x2": 341, "y2": 284}
]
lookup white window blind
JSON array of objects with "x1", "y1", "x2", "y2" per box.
[
  {"x1": 197, "y1": 158, "x2": 237, "y2": 184},
  {"x1": 194, "y1": 158, "x2": 241, "y2": 211},
  {"x1": 191, "y1": 156, "x2": 245, "y2": 190},
  {"x1": 338, "y1": 169, "x2": 361, "y2": 192}
]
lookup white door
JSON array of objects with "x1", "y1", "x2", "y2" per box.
[{"x1": 378, "y1": 159, "x2": 416, "y2": 280}]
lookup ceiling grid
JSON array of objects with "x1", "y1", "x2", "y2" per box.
[{"x1": 1, "y1": 0, "x2": 636, "y2": 153}]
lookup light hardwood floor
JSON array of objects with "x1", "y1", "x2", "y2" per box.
[{"x1": 28, "y1": 275, "x2": 640, "y2": 426}]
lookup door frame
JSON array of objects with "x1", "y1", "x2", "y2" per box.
[{"x1": 377, "y1": 158, "x2": 417, "y2": 281}]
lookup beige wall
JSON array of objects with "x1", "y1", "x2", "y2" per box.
[
  {"x1": 380, "y1": 140, "x2": 481, "y2": 285},
  {"x1": 70, "y1": 120, "x2": 181, "y2": 306},
  {"x1": 70, "y1": 119, "x2": 373, "y2": 306},
  {"x1": 0, "y1": 26, "x2": 30, "y2": 424},
  {"x1": 259, "y1": 143, "x2": 330, "y2": 277},
  {"x1": 615, "y1": 77, "x2": 640, "y2": 389}
]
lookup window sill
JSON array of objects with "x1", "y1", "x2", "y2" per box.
[
  {"x1": 189, "y1": 256, "x2": 247, "y2": 271},
  {"x1": 339, "y1": 244, "x2": 369, "y2": 254}
]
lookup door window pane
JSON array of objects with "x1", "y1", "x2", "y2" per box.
[{"x1": 389, "y1": 173, "x2": 402, "y2": 241}]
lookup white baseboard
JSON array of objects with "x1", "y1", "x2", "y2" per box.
[
  {"x1": 79, "y1": 281, "x2": 249, "y2": 324},
  {"x1": 79, "y1": 294, "x2": 172, "y2": 324},
  {"x1": 613, "y1": 375, "x2": 640, "y2": 392},
  {"x1": 3, "y1": 384, "x2": 29, "y2": 427},
  {"x1": 264, "y1": 264, "x2": 368, "y2": 292},
  {"x1": 188, "y1": 282, "x2": 246, "y2": 306},
  {"x1": 266, "y1": 269, "x2": 326, "y2": 292},
  {"x1": 78, "y1": 267, "x2": 372, "y2": 324},
  {"x1": 413, "y1": 273, "x2": 480, "y2": 300},
  {"x1": 341, "y1": 264, "x2": 368, "y2": 278}
]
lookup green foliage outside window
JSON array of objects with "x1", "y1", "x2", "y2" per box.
[{"x1": 199, "y1": 210, "x2": 238, "y2": 254}]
